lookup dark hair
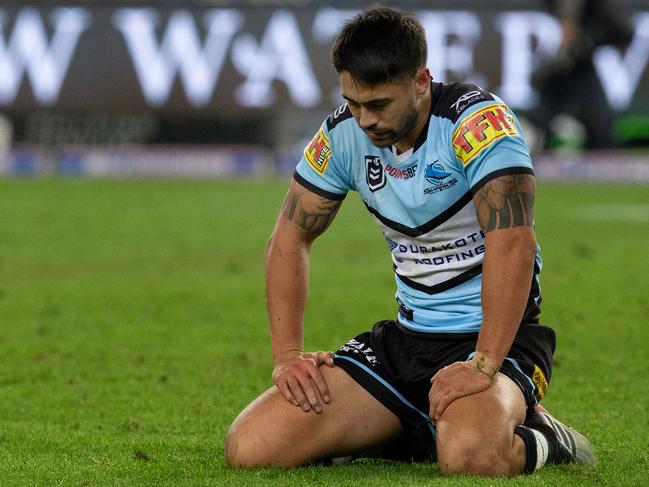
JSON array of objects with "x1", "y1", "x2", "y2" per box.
[{"x1": 331, "y1": 7, "x2": 427, "y2": 86}]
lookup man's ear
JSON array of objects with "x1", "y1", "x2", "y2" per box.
[{"x1": 415, "y1": 68, "x2": 431, "y2": 95}]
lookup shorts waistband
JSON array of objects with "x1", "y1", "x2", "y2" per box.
[{"x1": 395, "y1": 319, "x2": 480, "y2": 340}]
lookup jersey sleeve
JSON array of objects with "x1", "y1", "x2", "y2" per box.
[
  {"x1": 450, "y1": 99, "x2": 533, "y2": 190},
  {"x1": 294, "y1": 117, "x2": 353, "y2": 201}
]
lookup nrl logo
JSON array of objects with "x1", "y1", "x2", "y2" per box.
[{"x1": 365, "y1": 155, "x2": 386, "y2": 192}]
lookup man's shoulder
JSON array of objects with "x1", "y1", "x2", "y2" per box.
[
  {"x1": 300, "y1": 103, "x2": 359, "y2": 180},
  {"x1": 431, "y1": 82, "x2": 495, "y2": 124},
  {"x1": 326, "y1": 103, "x2": 354, "y2": 132}
]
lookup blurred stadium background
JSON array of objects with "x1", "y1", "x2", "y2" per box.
[{"x1": 0, "y1": 0, "x2": 647, "y2": 181}]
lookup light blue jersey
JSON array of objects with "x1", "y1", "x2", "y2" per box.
[{"x1": 295, "y1": 82, "x2": 542, "y2": 333}]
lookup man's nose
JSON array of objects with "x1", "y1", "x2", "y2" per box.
[{"x1": 359, "y1": 107, "x2": 378, "y2": 130}]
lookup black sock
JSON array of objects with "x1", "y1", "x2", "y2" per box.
[{"x1": 515, "y1": 425, "x2": 553, "y2": 473}]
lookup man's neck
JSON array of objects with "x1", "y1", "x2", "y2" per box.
[{"x1": 393, "y1": 87, "x2": 432, "y2": 155}]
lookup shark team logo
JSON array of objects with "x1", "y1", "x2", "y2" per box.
[
  {"x1": 425, "y1": 162, "x2": 452, "y2": 186},
  {"x1": 365, "y1": 156, "x2": 386, "y2": 192},
  {"x1": 424, "y1": 161, "x2": 458, "y2": 195}
]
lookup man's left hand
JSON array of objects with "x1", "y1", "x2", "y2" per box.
[{"x1": 428, "y1": 360, "x2": 494, "y2": 423}]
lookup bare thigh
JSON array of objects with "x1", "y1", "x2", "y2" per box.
[{"x1": 225, "y1": 365, "x2": 403, "y2": 467}]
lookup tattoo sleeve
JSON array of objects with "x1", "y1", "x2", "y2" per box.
[
  {"x1": 473, "y1": 174, "x2": 535, "y2": 233},
  {"x1": 280, "y1": 182, "x2": 342, "y2": 236}
]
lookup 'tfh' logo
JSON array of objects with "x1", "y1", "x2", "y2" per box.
[{"x1": 365, "y1": 155, "x2": 386, "y2": 192}]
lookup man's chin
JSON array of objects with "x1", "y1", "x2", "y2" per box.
[
  {"x1": 371, "y1": 140, "x2": 393, "y2": 149},
  {"x1": 367, "y1": 133, "x2": 395, "y2": 148}
]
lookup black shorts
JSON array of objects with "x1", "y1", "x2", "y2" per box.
[{"x1": 333, "y1": 320, "x2": 556, "y2": 461}]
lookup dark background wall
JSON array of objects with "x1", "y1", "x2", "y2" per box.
[{"x1": 0, "y1": 1, "x2": 647, "y2": 147}]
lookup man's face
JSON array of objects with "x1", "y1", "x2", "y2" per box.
[{"x1": 339, "y1": 71, "x2": 422, "y2": 148}]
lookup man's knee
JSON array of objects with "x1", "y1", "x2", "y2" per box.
[
  {"x1": 224, "y1": 386, "x2": 324, "y2": 468},
  {"x1": 224, "y1": 423, "x2": 238, "y2": 467},
  {"x1": 224, "y1": 390, "x2": 290, "y2": 468},
  {"x1": 224, "y1": 418, "x2": 267, "y2": 468},
  {"x1": 436, "y1": 375, "x2": 526, "y2": 477},
  {"x1": 436, "y1": 417, "x2": 524, "y2": 477},
  {"x1": 438, "y1": 439, "x2": 507, "y2": 477},
  {"x1": 225, "y1": 410, "x2": 297, "y2": 468},
  {"x1": 224, "y1": 418, "x2": 252, "y2": 467}
]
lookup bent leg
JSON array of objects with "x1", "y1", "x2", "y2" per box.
[
  {"x1": 436, "y1": 373, "x2": 527, "y2": 477},
  {"x1": 225, "y1": 365, "x2": 402, "y2": 467}
]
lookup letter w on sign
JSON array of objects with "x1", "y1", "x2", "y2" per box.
[{"x1": 0, "y1": 8, "x2": 90, "y2": 105}]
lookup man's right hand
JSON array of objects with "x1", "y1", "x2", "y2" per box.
[{"x1": 272, "y1": 351, "x2": 335, "y2": 414}]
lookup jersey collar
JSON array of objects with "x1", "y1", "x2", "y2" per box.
[{"x1": 411, "y1": 80, "x2": 440, "y2": 153}]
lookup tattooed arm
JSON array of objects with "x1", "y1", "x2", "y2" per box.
[
  {"x1": 471, "y1": 174, "x2": 537, "y2": 374},
  {"x1": 473, "y1": 174, "x2": 535, "y2": 233},
  {"x1": 265, "y1": 179, "x2": 343, "y2": 413},
  {"x1": 429, "y1": 174, "x2": 537, "y2": 422}
]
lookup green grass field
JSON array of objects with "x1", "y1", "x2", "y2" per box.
[{"x1": 0, "y1": 179, "x2": 647, "y2": 485}]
